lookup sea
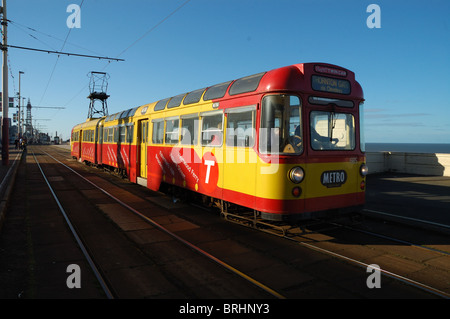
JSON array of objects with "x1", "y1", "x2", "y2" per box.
[{"x1": 365, "y1": 143, "x2": 450, "y2": 154}]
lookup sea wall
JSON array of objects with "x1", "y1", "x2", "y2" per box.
[{"x1": 366, "y1": 152, "x2": 450, "y2": 177}]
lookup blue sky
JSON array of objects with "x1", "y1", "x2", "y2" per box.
[{"x1": 5, "y1": 0, "x2": 450, "y2": 143}]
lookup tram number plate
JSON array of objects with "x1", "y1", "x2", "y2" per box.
[{"x1": 321, "y1": 170, "x2": 347, "y2": 188}]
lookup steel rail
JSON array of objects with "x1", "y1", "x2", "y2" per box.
[
  {"x1": 31, "y1": 150, "x2": 115, "y2": 299},
  {"x1": 363, "y1": 209, "x2": 450, "y2": 231},
  {"x1": 42, "y1": 149, "x2": 285, "y2": 300},
  {"x1": 293, "y1": 239, "x2": 450, "y2": 299},
  {"x1": 286, "y1": 224, "x2": 450, "y2": 298},
  {"x1": 241, "y1": 213, "x2": 450, "y2": 299},
  {"x1": 331, "y1": 221, "x2": 450, "y2": 257}
]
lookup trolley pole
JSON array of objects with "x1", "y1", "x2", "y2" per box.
[{"x1": 1, "y1": 0, "x2": 8, "y2": 165}]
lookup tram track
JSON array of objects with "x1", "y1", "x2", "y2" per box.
[
  {"x1": 223, "y1": 210, "x2": 450, "y2": 299},
  {"x1": 333, "y1": 219, "x2": 450, "y2": 257},
  {"x1": 30, "y1": 150, "x2": 115, "y2": 299},
  {"x1": 31, "y1": 146, "x2": 285, "y2": 299},
  {"x1": 32, "y1": 145, "x2": 450, "y2": 299}
]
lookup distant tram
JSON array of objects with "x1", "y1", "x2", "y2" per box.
[{"x1": 71, "y1": 63, "x2": 367, "y2": 220}]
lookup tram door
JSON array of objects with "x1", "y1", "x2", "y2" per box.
[
  {"x1": 78, "y1": 130, "x2": 83, "y2": 158},
  {"x1": 138, "y1": 120, "x2": 148, "y2": 178}
]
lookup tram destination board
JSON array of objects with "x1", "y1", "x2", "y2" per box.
[{"x1": 311, "y1": 75, "x2": 351, "y2": 95}]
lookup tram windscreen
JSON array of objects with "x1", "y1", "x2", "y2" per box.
[{"x1": 310, "y1": 111, "x2": 355, "y2": 151}]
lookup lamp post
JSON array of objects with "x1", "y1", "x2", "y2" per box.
[
  {"x1": 1, "y1": 0, "x2": 8, "y2": 165},
  {"x1": 18, "y1": 71, "x2": 24, "y2": 138}
]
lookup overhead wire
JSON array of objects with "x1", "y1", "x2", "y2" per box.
[
  {"x1": 115, "y1": 0, "x2": 191, "y2": 59},
  {"x1": 7, "y1": 51, "x2": 16, "y2": 97},
  {"x1": 39, "y1": 0, "x2": 85, "y2": 106},
  {"x1": 63, "y1": 0, "x2": 192, "y2": 108},
  {"x1": 8, "y1": 19, "x2": 110, "y2": 57},
  {"x1": 7, "y1": 45, "x2": 124, "y2": 61}
]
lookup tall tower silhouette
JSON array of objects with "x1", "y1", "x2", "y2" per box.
[
  {"x1": 25, "y1": 98, "x2": 32, "y2": 137},
  {"x1": 87, "y1": 71, "x2": 110, "y2": 119}
]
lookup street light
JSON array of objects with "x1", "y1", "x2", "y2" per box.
[{"x1": 18, "y1": 71, "x2": 24, "y2": 137}]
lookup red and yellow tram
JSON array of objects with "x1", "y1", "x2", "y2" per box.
[{"x1": 71, "y1": 62, "x2": 367, "y2": 220}]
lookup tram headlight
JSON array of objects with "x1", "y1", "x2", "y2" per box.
[
  {"x1": 289, "y1": 167, "x2": 305, "y2": 184},
  {"x1": 360, "y1": 164, "x2": 369, "y2": 177}
]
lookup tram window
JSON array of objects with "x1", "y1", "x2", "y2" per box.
[
  {"x1": 128, "y1": 107, "x2": 139, "y2": 117},
  {"x1": 229, "y1": 72, "x2": 265, "y2": 96},
  {"x1": 167, "y1": 94, "x2": 186, "y2": 108},
  {"x1": 226, "y1": 107, "x2": 255, "y2": 147},
  {"x1": 203, "y1": 81, "x2": 232, "y2": 101},
  {"x1": 113, "y1": 127, "x2": 119, "y2": 143},
  {"x1": 152, "y1": 120, "x2": 164, "y2": 144},
  {"x1": 119, "y1": 110, "x2": 129, "y2": 119},
  {"x1": 201, "y1": 112, "x2": 223, "y2": 146},
  {"x1": 126, "y1": 125, "x2": 134, "y2": 143},
  {"x1": 259, "y1": 95, "x2": 302, "y2": 154},
  {"x1": 119, "y1": 126, "x2": 126, "y2": 143},
  {"x1": 184, "y1": 88, "x2": 205, "y2": 105},
  {"x1": 107, "y1": 128, "x2": 113, "y2": 142},
  {"x1": 155, "y1": 98, "x2": 170, "y2": 111},
  {"x1": 310, "y1": 111, "x2": 355, "y2": 151},
  {"x1": 84, "y1": 131, "x2": 91, "y2": 142},
  {"x1": 165, "y1": 118, "x2": 180, "y2": 144},
  {"x1": 181, "y1": 116, "x2": 199, "y2": 145}
]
